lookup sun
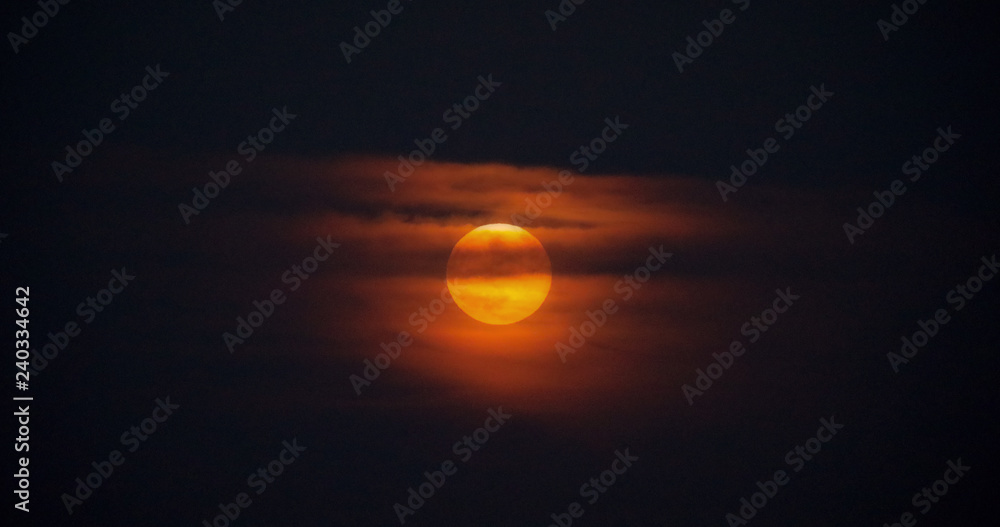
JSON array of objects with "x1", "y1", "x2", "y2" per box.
[{"x1": 446, "y1": 224, "x2": 552, "y2": 325}]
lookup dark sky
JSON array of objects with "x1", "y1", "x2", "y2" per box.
[{"x1": 2, "y1": 1, "x2": 999, "y2": 526}]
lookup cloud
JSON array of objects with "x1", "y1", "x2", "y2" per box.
[{"x1": 68, "y1": 147, "x2": 997, "y2": 422}]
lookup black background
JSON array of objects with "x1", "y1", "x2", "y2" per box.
[{"x1": 2, "y1": 0, "x2": 999, "y2": 525}]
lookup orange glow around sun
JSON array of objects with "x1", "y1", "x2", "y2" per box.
[{"x1": 445, "y1": 224, "x2": 552, "y2": 325}]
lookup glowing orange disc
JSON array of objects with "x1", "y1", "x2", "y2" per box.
[{"x1": 446, "y1": 224, "x2": 552, "y2": 325}]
